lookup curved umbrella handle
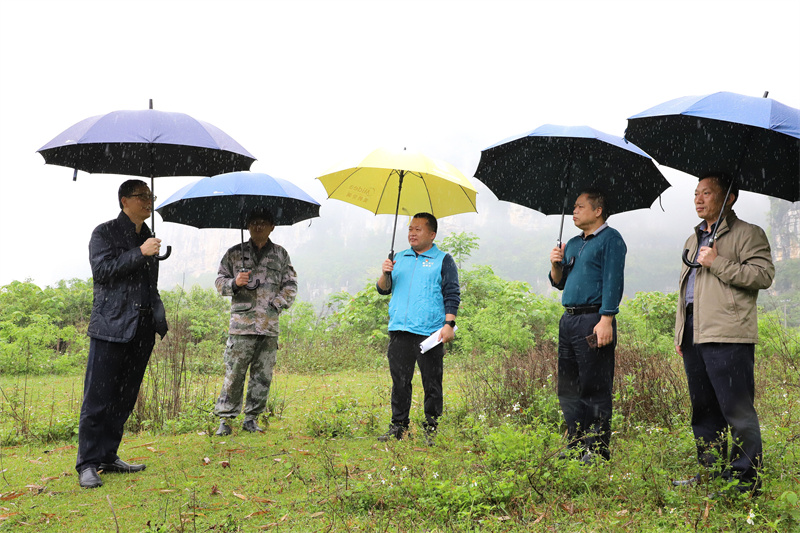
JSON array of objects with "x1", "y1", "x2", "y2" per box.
[
  {"x1": 245, "y1": 278, "x2": 261, "y2": 290},
  {"x1": 564, "y1": 257, "x2": 575, "y2": 268},
  {"x1": 682, "y1": 248, "x2": 700, "y2": 268},
  {"x1": 156, "y1": 245, "x2": 172, "y2": 261}
]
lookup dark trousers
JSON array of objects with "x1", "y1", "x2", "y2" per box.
[
  {"x1": 75, "y1": 314, "x2": 155, "y2": 473},
  {"x1": 680, "y1": 314, "x2": 762, "y2": 483},
  {"x1": 387, "y1": 330, "x2": 444, "y2": 429},
  {"x1": 557, "y1": 312, "x2": 616, "y2": 459}
]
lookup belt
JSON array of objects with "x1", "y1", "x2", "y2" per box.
[
  {"x1": 685, "y1": 303, "x2": 693, "y2": 316},
  {"x1": 564, "y1": 305, "x2": 601, "y2": 315}
]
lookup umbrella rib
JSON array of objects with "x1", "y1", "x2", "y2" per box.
[
  {"x1": 412, "y1": 172, "x2": 433, "y2": 214},
  {"x1": 324, "y1": 167, "x2": 364, "y2": 198},
  {"x1": 374, "y1": 169, "x2": 401, "y2": 214}
]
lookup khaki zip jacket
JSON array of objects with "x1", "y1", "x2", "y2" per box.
[{"x1": 675, "y1": 211, "x2": 774, "y2": 346}]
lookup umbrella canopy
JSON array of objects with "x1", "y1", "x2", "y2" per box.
[
  {"x1": 626, "y1": 91, "x2": 800, "y2": 267},
  {"x1": 37, "y1": 101, "x2": 256, "y2": 259},
  {"x1": 37, "y1": 106, "x2": 256, "y2": 179},
  {"x1": 474, "y1": 124, "x2": 669, "y2": 244},
  {"x1": 156, "y1": 171, "x2": 320, "y2": 229},
  {"x1": 316, "y1": 147, "x2": 478, "y2": 257},
  {"x1": 625, "y1": 91, "x2": 800, "y2": 203},
  {"x1": 156, "y1": 171, "x2": 320, "y2": 289}
]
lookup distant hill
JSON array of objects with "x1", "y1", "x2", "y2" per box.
[{"x1": 155, "y1": 180, "x2": 744, "y2": 304}]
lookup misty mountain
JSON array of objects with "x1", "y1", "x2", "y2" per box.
[{"x1": 154, "y1": 179, "x2": 773, "y2": 306}]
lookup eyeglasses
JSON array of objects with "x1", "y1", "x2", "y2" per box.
[{"x1": 129, "y1": 193, "x2": 157, "y2": 202}]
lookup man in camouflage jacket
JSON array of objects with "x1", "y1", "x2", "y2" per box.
[{"x1": 213, "y1": 211, "x2": 297, "y2": 435}]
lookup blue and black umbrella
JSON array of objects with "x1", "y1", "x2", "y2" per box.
[
  {"x1": 156, "y1": 171, "x2": 320, "y2": 289},
  {"x1": 626, "y1": 91, "x2": 800, "y2": 266},
  {"x1": 474, "y1": 124, "x2": 669, "y2": 248}
]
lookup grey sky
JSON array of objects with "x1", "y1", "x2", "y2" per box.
[{"x1": 1, "y1": 0, "x2": 798, "y2": 287}]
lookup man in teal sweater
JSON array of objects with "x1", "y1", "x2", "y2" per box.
[
  {"x1": 376, "y1": 213, "x2": 460, "y2": 443},
  {"x1": 549, "y1": 188, "x2": 627, "y2": 464}
]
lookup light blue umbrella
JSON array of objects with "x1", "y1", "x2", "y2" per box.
[
  {"x1": 156, "y1": 171, "x2": 320, "y2": 288},
  {"x1": 157, "y1": 171, "x2": 319, "y2": 228}
]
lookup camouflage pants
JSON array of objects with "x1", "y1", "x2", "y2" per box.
[{"x1": 214, "y1": 335, "x2": 278, "y2": 421}]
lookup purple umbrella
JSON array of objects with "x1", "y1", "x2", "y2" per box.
[{"x1": 37, "y1": 100, "x2": 256, "y2": 259}]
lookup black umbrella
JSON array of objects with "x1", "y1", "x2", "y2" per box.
[
  {"x1": 625, "y1": 91, "x2": 800, "y2": 267},
  {"x1": 37, "y1": 100, "x2": 256, "y2": 260},
  {"x1": 474, "y1": 124, "x2": 670, "y2": 251},
  {"x1": 156, "y1": 171, "x2": 320, "y2": 289}
]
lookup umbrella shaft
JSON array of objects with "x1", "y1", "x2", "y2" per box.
[{"x1": 389, "y1": 170, "x2": 405, "y2": 258}]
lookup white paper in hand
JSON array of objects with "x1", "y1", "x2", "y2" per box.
[{"x1": 419, "y1": 326, "x2": 457, "y2": 353}]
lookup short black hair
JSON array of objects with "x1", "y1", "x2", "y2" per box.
[
  {"x1": 700, "y1": 172, "x2": 739, "y2": 206},
  {"x1": 246, "y1": 209, "x2": 275, "y2": 226},
  {"x1": 413, "y1": 212, "x2": 437, "y2": 233},
  {"x1": 118, "y1": 179, "x2": 149, "y2": 209},
  {"x1": 580, "y1": 188, "x2": 610, "y2": 221}
]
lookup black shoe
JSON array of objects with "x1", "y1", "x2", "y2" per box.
[
  {"x1": 242, "y1": 419, "x2": 264, "y2": 433},
  {"x1": 215, "y1": 420, "x2": 232, "y2": 436},
  {"x1": 79, "y1": 467, "x2": 103, "y2": 488},
  {"x1": 423, "y1": 426, "x2": 436, "y2": 446},
  {"x1": 99, "y1": 458, "x2": 146, "y2": 473},
  {"x1": 580, "y1": 452, "x2": 598, "y2": 466},
  {"x1": 377, "y1": 425, "x2": 405, "y2": 442},
  {"x1": 672, "y1": 473, "x2": 703, "y2": 487}
]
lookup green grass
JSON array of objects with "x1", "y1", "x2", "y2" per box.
[{"x1": 1, "y1": 369, "x2": 799, "y2": 532}]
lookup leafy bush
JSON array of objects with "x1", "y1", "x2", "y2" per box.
[
  {"x1": 0, "y1": 280, "x2": 91, "y2": 375},
  {"x1": 617, "y1": 291, "x2": 678, "y2": 356},
  {"x1": 451, "y1": 265, "x2": 561, "y2": 361}
]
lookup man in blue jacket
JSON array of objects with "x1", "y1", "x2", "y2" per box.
[
  {"x1": 549, "y1": 188, "x2": 626, "y2": 465},
  {"x1": 76, "y1": 179, "x2": 168, "y2": 488},
  {"x1": 376, "y1": 213, "x2": 460, "y2": 443}
]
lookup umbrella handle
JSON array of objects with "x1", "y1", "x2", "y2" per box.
[
  {"x1": 156, "y1": 245, "x2": 172, "y2": 261},
  {"x1": 681, "y1": 249, "x2": 700, "y2": 269},
  {"x1": 556, "y1": 239, "x2": 575, "y2": 269},
  {"x1": 384, "y1": 251, "x2": 394, "y2": 279},
  {"x1": 245, "y1": 279, "x2": 261, "y2": 290}
]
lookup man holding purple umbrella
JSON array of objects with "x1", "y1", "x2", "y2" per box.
[{"x1": 76, "y1": 179, "x2": 168, "y2": 489}]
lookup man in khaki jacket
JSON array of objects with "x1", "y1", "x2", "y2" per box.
[{"x1": 673, "y1": 173, "x2": 774, "y2": 495}]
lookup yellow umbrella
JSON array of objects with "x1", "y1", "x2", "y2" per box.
[{"x1": 316, "y1": 147, "x2": 478, "y2": 258}]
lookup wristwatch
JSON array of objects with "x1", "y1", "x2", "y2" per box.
[{"x1": 445, "y1": 320, "x2": 456, "y2": 328}]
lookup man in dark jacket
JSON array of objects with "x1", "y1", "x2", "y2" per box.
[{"x1": 76, "y1": 179, "x2": 168, "y2": 488}]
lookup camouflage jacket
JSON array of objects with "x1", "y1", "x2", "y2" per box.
[{"x1": 215, "y1": 239, "x2": 297, "y2": 336}]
